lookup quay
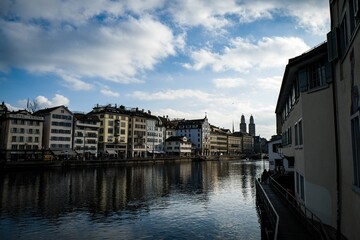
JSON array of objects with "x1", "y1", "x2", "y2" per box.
[
  {"x1": 256, "y1": 176, "x2": 331, "y2": 240},
  {"x1": 0, "y1": 157, "x2": 199, "y2": 170},
  {"x1": 0, "y1": 155, "x2": 247, "y2": 170}
]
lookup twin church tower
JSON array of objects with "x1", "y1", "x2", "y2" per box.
[{"x1": 240, "y1": 114, "x2": 256, "y2": 136}]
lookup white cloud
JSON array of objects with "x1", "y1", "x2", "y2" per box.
[
  {"x1": 100, "y1": 88, "x2": 120, "y2": 97},
  {"x1": 34, "y1": 94, "x2": 70, "y2": 108},
  {"x1": 213, "y1": 77, "x2": 247, "y2": 89},
  {"x1": 129, "y1": 89, "x2": 210, "y2": 101},
  {"x1": 256, "y1": 76, "x2": 283, "y2": 90},
  {"x1": 185, "y1": 36, "x2": 310, "y2": 72},
  {"x1": 0, "y1": 0, "x2": 165, "y2": 26},
  {"x1": 0, "y1": 15, "x2": 182, "y2": 85},
  {"x1": 168, "y1": 0, "x2": 329, "y2": 35},
  {"x1": 57, "y1": 71, "x2": 94, "y2": 91}
]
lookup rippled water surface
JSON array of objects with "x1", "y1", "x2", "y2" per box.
[{"x1": 0, "y1": 160, "x2": 268, "y2": 239}]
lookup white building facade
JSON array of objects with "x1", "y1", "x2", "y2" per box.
[
  {"x1": 34, "y1": 105, "x2": 75, "y2": 158},
  {"x1": 73, "y1": 113, "x2": 100, "y2": 159},
  {"x1": 176, "y1": 116, "x2": 210, "y2": 156}
]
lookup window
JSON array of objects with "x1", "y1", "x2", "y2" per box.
[
  {"x1": 300, "y1": 175, "x2": 305, "y2": 201},
  {"x1": 12, "y1": 145, "x2": 18, "y2": 150},
  {"x1": 295, "y1": 119, "x2": 303, "y2": 147},
  {"x1": 12, "y1": 136, "x2": 17, "y2": 142},
  {"x1": 309, "y1": 62, "x2": 326, "y2": 89},
  {"x1": 351, "y1": 114, "x2": 360, "y2": 188}
]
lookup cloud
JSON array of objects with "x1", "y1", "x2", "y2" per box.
[
  {"x1": 184, "y1": 36, "x2": 310, "y2": 72},
  {"x1": 34, "y1": 94, "x2": 70, "y2": 108},
  {"x1": 255, "y1": 76, "x2": 283, "y2": 90},
  {"x1": 0, "y1": 15, "x2": 182, "y2": 85},
  {"x1": 168, "y1": 0, "x2": 329, "y2": 35},
  {"x1": 57, "y1": 71, "x2": 94, "y2": 91},
  {"x1": 213, "y1": 77, "x2": 247, "y2": 89},
  {"x1": 0, "y1": 0, "x2": 165, "y2": 26},
  {"x1": 129, "y1": 89, "x2": 210, "y2": 101},
  {"x1": 100, "y1": 88, "x2": 120, "y2": 97}
]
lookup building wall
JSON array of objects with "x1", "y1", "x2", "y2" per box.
[
  {"x1": 210, "y1": 132, "x2": 227, "y2": 155},
  {"x1": 45, "y1": 107, "x2": 73, "y2": 150},
  {"x1": 146, "y1": 118, "x2": 165, "y2": 153},
  {"x1": 129, "y1": 115, "x2": 147, "y2": 158},
  {"x1": 302, "y1": 85, "x2": 337, "y2": 227},
  {"x1": 94, "y1": 111, "x2": 128, "y2": 157},
  {"x1": 227, "y1": 134, "x2": 241, "y2": 155},
  {"x1": 0, "y1": 112, "x2": 43, "y2": 152},
  {"x1": 73, "y1": 117, "x2": 100, "y2": 157},
  {"x1": 268, "y1": 138, "x2": 282, "y2": 172},
  {"x1": 329, "y1": 0, "x2": 360, "y2": 238}
]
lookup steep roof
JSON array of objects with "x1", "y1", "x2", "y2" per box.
[{"x1": 34, "y1": 105, "x2": 72, "y2": 116}]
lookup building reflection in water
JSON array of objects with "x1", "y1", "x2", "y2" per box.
[{"x1": 0, "y1": 161, "x2": 266, "y2": 221}]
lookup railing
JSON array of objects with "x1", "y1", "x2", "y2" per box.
[
  {"x1": 255, "y1": 178, "x2": 279, "y2": 240},
  {"x1": 269, "y1": 176, "x2": 330, "y2": 240}
]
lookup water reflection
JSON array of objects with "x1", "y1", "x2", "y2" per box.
[{"x1": 0, "y1": 160, "x2": 267, "y2": 239}]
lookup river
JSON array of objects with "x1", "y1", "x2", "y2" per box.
[{"x1": 0, "y1": 159, "x2": 268, "y2": 240}]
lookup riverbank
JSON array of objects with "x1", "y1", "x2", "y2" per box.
[
  {"x1": 0, "y1": 157, "x2": 193, "y2": 170},
  {"x1": 0, "y1": 155, "x2": 253, "y2": 170}
]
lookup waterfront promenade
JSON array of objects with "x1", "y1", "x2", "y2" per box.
[
  {"x1": 260, "y1": 182, "x2": 314, "y2": 239},
  {"x1": 256, "y1": 176, "x2": 332, "y2": 240}
]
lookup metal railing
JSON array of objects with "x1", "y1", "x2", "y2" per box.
[
  {"x1": 269, "y1": 176, "x2": 330, "y2": 240},
  {"x1": 255, "y1": 178, "x2": 279, "y2": 240}
]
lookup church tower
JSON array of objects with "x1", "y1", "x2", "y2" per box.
[
  {"x1": 249, "y1": 115, "x2": 255, "y2": 136},
  {"x1": 240, "y1": 114, "x2": 247, "y2": 133}
]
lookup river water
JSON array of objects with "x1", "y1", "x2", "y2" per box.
[{"x1": 0, "y1": 160, "x2": 267, "y2": 240}]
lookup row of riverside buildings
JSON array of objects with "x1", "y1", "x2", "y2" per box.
[
  {"x1": 267, "y1": 0, "x2": 360, "y2": 239},
  {"x1": 0, "y1": 103, "x2": 260, "y2": 161}
]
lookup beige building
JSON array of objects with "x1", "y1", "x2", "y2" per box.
[
  {"x1": 89, "y1": 104, "x2": 129, "y2": 159},
  {"x1": 34, "y1": 105, "x2": 75, "y2": 158},
  {"x1": 227, "y1": 133, "x2": 241, "y2": 155},
  {"x1": 73, "y1": 113, "x2": 100, "y2": 159},
  {"x1": 127, "y1": 108, "x2": 149, "y2": 158},
  {"x1": 233, "y1": 132, "x2": 254, "y2": 154},
  {"x1": 327, "y1": 0, "x2": 360, "y2": 238},
  {"x1": 275, "y1": 43, "x2": 338, "y2": 228},
  {"x1": 209, "y1": 125, "x2": 228, "y2": 156},
  {"x1": 0, "y1": 110, "x2": 44, "y2": 160}
]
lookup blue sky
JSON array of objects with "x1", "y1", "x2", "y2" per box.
[{"x1": 0, "y1": 0, "x2": 330, "y2": 139}]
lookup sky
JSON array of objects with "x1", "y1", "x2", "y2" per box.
[{"x1": 0, "y1": 0, "x2": 330, "y2": 140}]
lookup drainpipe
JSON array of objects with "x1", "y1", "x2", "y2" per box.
[{"x1": 331, "y1": 64, "x2": 342, "y2": 240}]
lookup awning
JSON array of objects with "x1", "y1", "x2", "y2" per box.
[
  {"x1": 106, "y1": 150, "x2": 117, "y2": 155},
  {"x1": 52, "y1": 150, "x2": 76, "y2": 156}
]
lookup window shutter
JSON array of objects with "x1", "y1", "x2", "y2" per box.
[
  {"x1": 327, "y1": 27, "x2": 339, "y2": 62},
  {"x1": 325, "y1": 61, "x2": 333, "y2": 83},
  {"x1": 299, "y1": 68, "x2": 308, "y2": 92}
]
